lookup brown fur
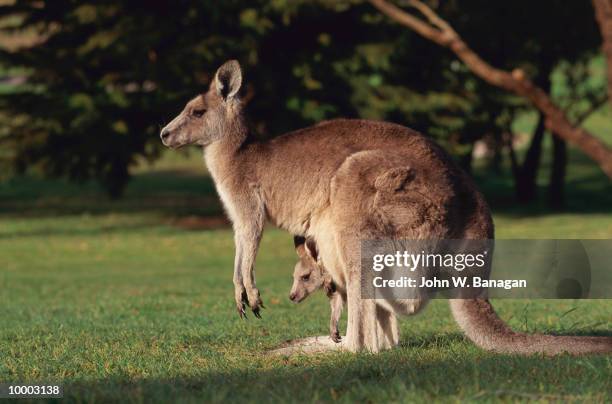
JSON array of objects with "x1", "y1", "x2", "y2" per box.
[{"x1": 161, "y1": 60, "x2": 612, "y2": 355}]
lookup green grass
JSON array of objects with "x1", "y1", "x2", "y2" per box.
[
  {"x1": 1, "y1": 214, "x2": 611, "y2": 402},
  {"x1": 1, "y1": 121, "x2": 612, "y2": 402}
]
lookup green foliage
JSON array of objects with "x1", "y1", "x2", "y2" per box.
[
  {"x1": 0, "y1": 0, "x2": 604, "y2": 196},
  {"x1": 0, "y1": 0, "x2": 254, "y2": 196}
]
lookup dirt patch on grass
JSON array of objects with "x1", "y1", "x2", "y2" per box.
[{"x1": 173, "y1": 215, "x2": 230, "y2": 230}]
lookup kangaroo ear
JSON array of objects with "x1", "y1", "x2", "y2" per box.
[{"x1": 214, "y1": 60, "x2": 242, "y2": 100}]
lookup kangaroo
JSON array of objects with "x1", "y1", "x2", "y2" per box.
[
  {"x1": 160, "y1": 60, "x2": 612, "y2": 355},
  {"x1": 289, "y1": 236, "x2": 345, "y2": 343}
]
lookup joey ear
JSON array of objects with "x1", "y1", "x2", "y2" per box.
[
  {"x1": 294, "y1": 235, "x2": 307, "y2": 257},
  {"x1": 305, "y1": 238, "x2": 319, "y2": 262},
  {"x1": 214, "y1": 60, "x2": 242, "y2": 100}
]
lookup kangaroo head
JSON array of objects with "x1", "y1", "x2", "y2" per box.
[
  {"x1": 289, "y1": 236, "x2": 326, "y2": 303},
  {"x1": 160, "y1": 60, "x2": 244, "y2": 149}
]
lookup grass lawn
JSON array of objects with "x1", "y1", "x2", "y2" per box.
[{"x1": 1, "y1": 128, "x2": 612, "y2": 402}]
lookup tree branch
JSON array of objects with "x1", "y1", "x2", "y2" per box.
[
  {"x1": 369, "y1": 0, "x2": 612, "y2": 179},
  {"x1": 593, "y1": 0, "x2": 612, "y2": 108},
  {"x1": 406, "y1": 0, "x2": 454, "y2": 34},
  {"x1": 370, "y1": 0, "x2": 449, "y2": 46}
]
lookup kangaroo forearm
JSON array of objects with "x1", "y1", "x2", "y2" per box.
[
  {"x1": 228, "y1": 187, "x2": 265, "y2": 309},
  {"x1": 233, "y1": 229, "x2": 264, "y2": 316},
  {"x1": 234, "y1": 229, "x2": 262, "y2": 287}
]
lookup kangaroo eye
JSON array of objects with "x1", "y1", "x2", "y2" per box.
[
  {"x1": 301, "y1": 274, "x2": 310, "y2": 281},
  {"x1": 192, "y1": 109, "x2": 205, "y2": 118}
]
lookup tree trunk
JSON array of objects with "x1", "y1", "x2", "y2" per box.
[
  {"x1": 459, "y1": 147, "x2": 473, "y2": 175},
  {"x1": 548, "y1": 135, "x2": 567, "y2": 210},
  {"x1": 515, "y1": 112, "x2": 546, "y2": 203},
  {"x1": 593, "y1": 0, "x2": 612, "y2": 107},
  {"x1": 514, "y1": 73, "x2": 551, "y2": 204}
]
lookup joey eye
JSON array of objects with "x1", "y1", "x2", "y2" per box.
[
  {"x1": 192, "y1": 109, "x2": 205, "y2": 118},
  {"x1": 301, "y1": 274, "x2": 310, "y2": 281}
]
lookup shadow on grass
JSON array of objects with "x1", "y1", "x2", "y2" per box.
[
  {"x1": 401, "y1": 329, "x2": 612, "y2": 350},
  {"x1": 0, "y1": 220, "x2": 169, "y2": 239},
  {"x1": 59, "y1": 347, "x2": 611, "y2": 402},
  {"x1": 0, "y1": 169, "x2": 223, "y2": 219},
  {"x1": 473, "y1": 164, "x2": 612, "y2": 216},
  {"x1": 398, "y1": 332, "x2": 466, "y2": 349},
  {"x1": 0, "y1": 216, "x2": 232, "y2": 239}
]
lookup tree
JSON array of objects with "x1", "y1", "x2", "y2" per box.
[
  {"x1": 0, "y1": 0, "x2": 606, "y2": 199},
  {"x1": 0, "y1": 0, "x2": 515, "y2": 195},
  {"x1": 0, "y1": 1, "x2": 258, "y2": 197},
  {"x1": 369, "y1": 0, "x2": 612, "y2": 181}
]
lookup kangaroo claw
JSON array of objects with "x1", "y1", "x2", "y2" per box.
[
  {"x1": 236, "y1": 289, "x2": 249, "y2": 319},
  {"x1": 251, "y1": 296, "x2": 264, "y2": 319},
  {"x1": 245, "y1": 287, "x2": 264, "y2": 318},
  {"x1": 237, "y1": 303, "x2": 247, "y2": 319}
]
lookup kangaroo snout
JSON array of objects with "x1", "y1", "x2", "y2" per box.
[{"x1": 160, "y1": 128, "x2": 171, "y2": 145}]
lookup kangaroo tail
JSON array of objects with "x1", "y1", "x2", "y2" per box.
[{"x1": 449, "y1": 299, "x2": 612, "y2": 355}]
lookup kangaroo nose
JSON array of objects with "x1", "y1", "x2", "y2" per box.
[
  {"x1": 289, "y1": 293, "x2": 296, "y2": 301},
  {"x1": 160, "y1": 128, "x2": 170, "y2": 142}
]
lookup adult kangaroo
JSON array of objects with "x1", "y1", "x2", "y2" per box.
[{"x1": 160, "y1": 60, "x2": 612, "y2": 355}]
